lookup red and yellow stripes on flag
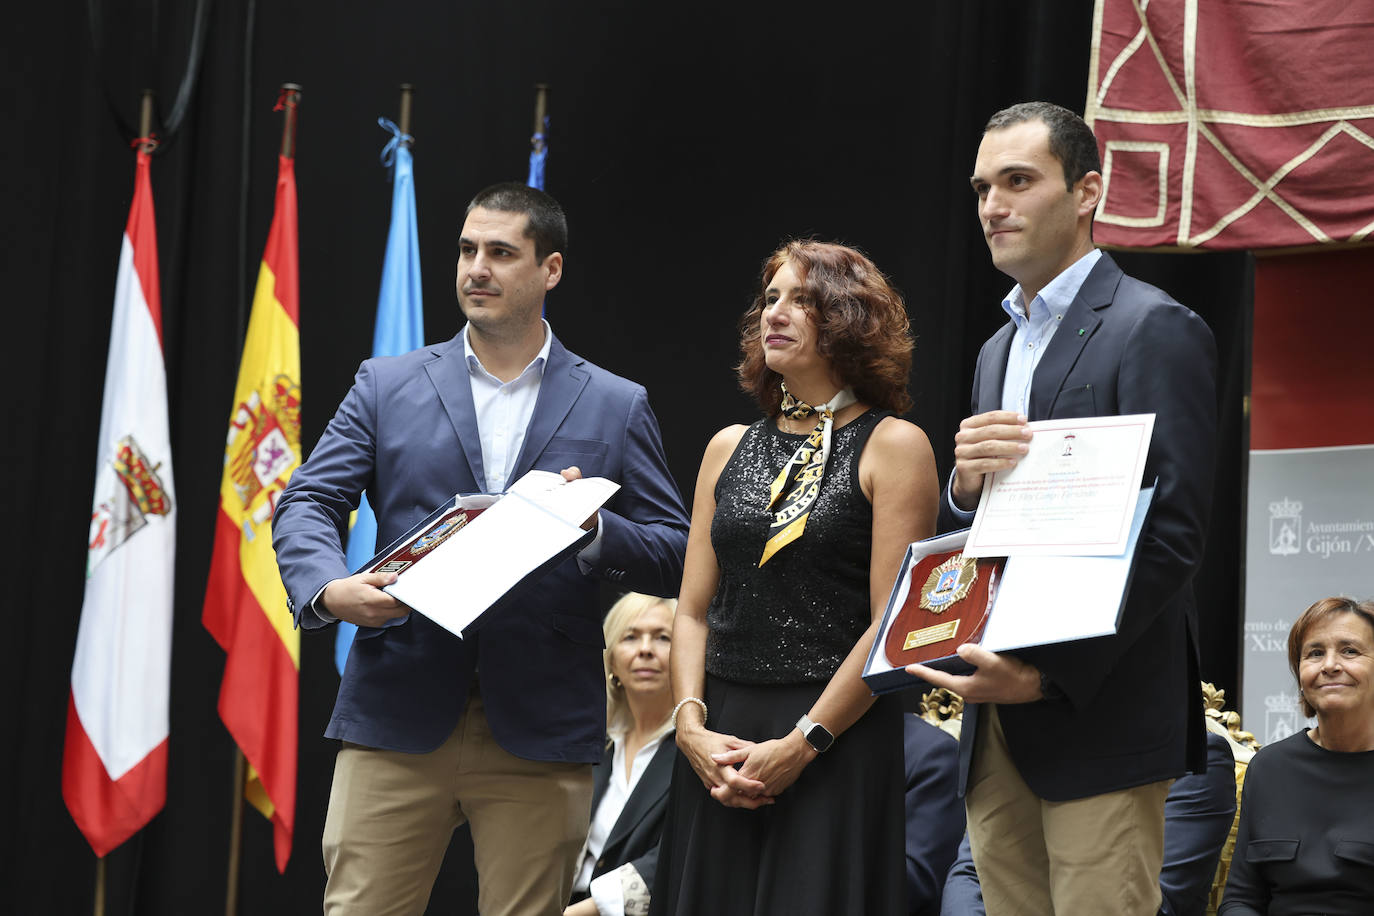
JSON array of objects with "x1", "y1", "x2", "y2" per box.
[
  {"x1": 202, "y1": 154, "x2": 300, "y2": 873},
  {"x1": 63, "y1": 146, "x2": 176, "y2": 857}
]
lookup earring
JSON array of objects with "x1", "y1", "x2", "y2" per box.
[{"x1": 609, "y1": 673, "x2": 622, "y2": 689}]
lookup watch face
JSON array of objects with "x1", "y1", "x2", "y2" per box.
[{"x1": 806, "y1": 723, "x2": 834, "y2": 753}]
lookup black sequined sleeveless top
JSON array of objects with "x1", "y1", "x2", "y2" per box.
[{"x1": 704, "y1": 409, "x2": 889, "y2": 684}]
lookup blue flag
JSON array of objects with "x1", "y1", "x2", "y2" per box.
[
  {"x1": 337, "y1": 119, "x2": 425, "y2": 674},
  {"x1": 528, "y1": 115, "x2": 548, "y2": 190}
]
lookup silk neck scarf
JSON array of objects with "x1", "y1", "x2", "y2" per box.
[{"x1": 760, "y1": 383, "x2": 857, "y2": 566}]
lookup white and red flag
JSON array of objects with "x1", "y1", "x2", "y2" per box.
[{"x1": 63, "y1": 145, "x2": 176, "y2": 857}]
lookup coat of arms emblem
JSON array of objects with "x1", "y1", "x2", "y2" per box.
[
  {"x1": 226, "y1": 373, "x2": 301, "y2": 535},
  {"x1": 1268, "y1": 497, "x2": 1301, "y2": 556},
  {"x1": 88, "y1": 435, "x2": 173, "y2": 575}
]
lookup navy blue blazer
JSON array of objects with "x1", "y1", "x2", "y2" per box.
[
  {"x1": 1159, "y1": 731, "x2": 1236, "y2": 916},
  {"x1": 577, "y1": 734, "x2": 676, "y2": 897},
  {"x1": 939, "y1": 835, "x2": 982, "y2": 916},
  {"x1": 273, "y1": 333, "x2": 689, "y2": 762},
  {"x1": 937, "y1": 253, "x2": 1217, "y2": 800},
  {"x1": 904, "y1": 716, "x2": 965, "y2": 916}
]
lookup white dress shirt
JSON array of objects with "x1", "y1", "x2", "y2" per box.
[
  {"x1": 462, "y1": 320, "x2": 553, "y2": 493},
  {"x1": 573, "y1": 731, "x2": 668, "y2": 916},
  {"x1": 464, "y1": 320, "x2": 604, "y2": 567},
  {"x1": 946, "y1": 249, "x2": 1102, "y2": 522}
]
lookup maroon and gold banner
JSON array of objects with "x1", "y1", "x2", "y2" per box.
[{"x1": 1085, "y1": 0, "x2": 1374, "y2": 250}]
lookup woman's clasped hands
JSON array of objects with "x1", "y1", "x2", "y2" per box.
[
  {"x1": 677, "y1": 725, "x2": 817, "y2": 809},
  {"x1": 676, "y1": 725, "x2": 770, "y2": 809}
]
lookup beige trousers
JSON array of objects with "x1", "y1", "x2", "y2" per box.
[
  {"x1": 966, "y1": 704, "x2": 1171, "y2": 916},
  {"x1": 322, "y1": 691, "x2": 593, "y2": 916}
]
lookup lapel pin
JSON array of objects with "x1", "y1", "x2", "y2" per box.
[{"x1": 1077, "y1": 328, "x2": 1086, "y2": 336}]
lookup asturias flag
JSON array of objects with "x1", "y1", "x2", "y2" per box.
[
  {"x1": 63, "y1": 146, "x2": 176, "y2": 857},
  {"x1": 202, "y1": 153, "x2": 301, "y2": 873},
  {"x1": 337, "y1": 118, "x2": 425, "y2": 674},
  {"x1": 527, "y1": 113, "x2": 547, "y2": 190}
]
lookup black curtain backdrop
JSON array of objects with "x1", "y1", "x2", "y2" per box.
[{"x1": 4, "y1": 1, "x2": 1248, "y2": 912}]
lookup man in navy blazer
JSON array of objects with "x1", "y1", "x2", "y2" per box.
[
  {"x1": 909, "y1": 103, "x2": 1217, "y2": 914},
  {"x1": 273, "y1": 183, "x2": 689, "y2": 916}
]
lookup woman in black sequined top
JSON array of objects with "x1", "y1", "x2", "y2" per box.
[{"x1": 651, "y1": 241, "x2": 940, "y2": 915}]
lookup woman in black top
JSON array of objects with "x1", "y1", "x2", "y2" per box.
[
  {"x1": 651, "y1": 241, "x2": 938, "y2": 915},
  {"x1": 1220, "y1": 596, "x2": 1374, "y2": 915}
]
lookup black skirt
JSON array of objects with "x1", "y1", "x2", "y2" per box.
[{"x1": 650, "y1": 674, "x2": 906, "y2": 916}]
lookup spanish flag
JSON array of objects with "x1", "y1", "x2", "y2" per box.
[{"x1": 202, "y1": 152, "x2": 300, "y2": 873}]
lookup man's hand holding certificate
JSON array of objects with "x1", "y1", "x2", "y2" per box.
[
  {"x1": 338, "y1": 469, "x2": 621, "y2": 640},
  {"x1": 949, "y1": 410, "x2": 1036, "y2": 513}
]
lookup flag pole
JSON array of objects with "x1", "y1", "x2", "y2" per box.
[
  {"x1": 138, "y1": 89, "x2": 155, "y2": 153},
  {"x1": 279, "y1": 83, "x2": 302, "y2": 159},
  {"x1": 398, "y1": 83, "x2": 414, "y2": 142},
  {"x1": 94, "y1": 855, "x2": 106, "y2": 916},
  {"x1": 224, "y1": 749, "x2": 246, "y2": 916},
  {"x1": 531, "y1": 83, "x2": 549, "y2": 155}
]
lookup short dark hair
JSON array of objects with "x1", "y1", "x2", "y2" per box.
[
  {"x1": 1287, "y1": 595, "x2": 1374, "y2": 718},
  {"x1": 737, "y1": 240, "x2": 913, "y2": 416},
  {"x1": 465, "y1": 182, "x2": 568, "y2": 263},
  {"x1": 985, "y1": 102, "x2": 1101, "y2": 190}
]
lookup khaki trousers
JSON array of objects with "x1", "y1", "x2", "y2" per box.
[
  {"x1": 966, "y1": 705, "x2": 1171, "y2": 916},
  {"x1": 322, "y1": 691, "x2": 593, "y2": 916}
]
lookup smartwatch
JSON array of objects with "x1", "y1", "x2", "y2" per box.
[{"x1": 796, "y1": 714, "x2": 834, "y2": 753}]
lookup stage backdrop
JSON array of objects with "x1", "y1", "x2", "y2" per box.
[
  {"x1": 1244, "y1": 248, "x2": 1374, "y2": 743},
  {"x1": 5, "y1": 0, "x2": 1250, "y2": 912}
]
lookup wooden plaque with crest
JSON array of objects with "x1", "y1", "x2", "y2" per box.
[{"x1": 882, "y1": 550, "x2": 1003, "y2": 668}]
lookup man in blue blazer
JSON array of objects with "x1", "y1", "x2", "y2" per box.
[
  {"x1": 909, "y1": 103, "x2": 1217, "y2": 914},
  {"x1": 273, "y1": 183, "x2": 689, "y2": 916}
]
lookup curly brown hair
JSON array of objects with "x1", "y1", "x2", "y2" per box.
[
  {"x1": 737, "y1": 240, "x2": 913, "y2": 416},
  {"x1": 1287, "y1": 595, "x2": 1374, "y2": 718}
]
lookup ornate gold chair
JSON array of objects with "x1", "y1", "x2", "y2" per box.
[
  {"x1": 1201, "y1": 682, "x2": 1259, "y2": 916},
  {"x1": 917, "y1": 686, "x2": 965, "y2": 741}
]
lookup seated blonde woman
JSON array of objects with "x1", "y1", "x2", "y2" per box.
[{"x1": 567, "y1": 594, "x2": 678, "y2": 916}]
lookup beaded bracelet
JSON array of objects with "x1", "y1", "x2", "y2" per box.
[{"x1": 670, "y1": 696, "x2": 708, "y2": 730}]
